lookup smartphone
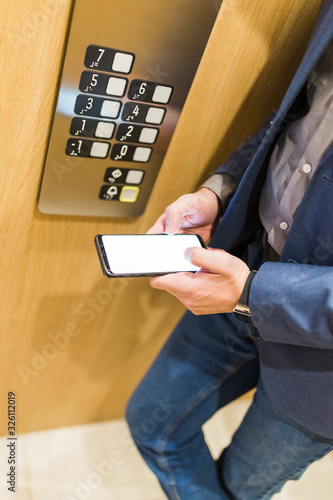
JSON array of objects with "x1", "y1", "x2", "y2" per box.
[{"x1": 94, "y1": 233, "x2": 206, "y2": 277}]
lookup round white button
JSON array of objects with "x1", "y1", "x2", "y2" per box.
[
  {"x1": 302, "y1": 163, "x2": 312, "y2": 174},
  {"x1": 279, "y1": 221, "x2": 289, "y2": 231}
]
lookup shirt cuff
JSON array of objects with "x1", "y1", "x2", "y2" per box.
[{"x1": 201, "y1": 173, "x2": 238, "y2": 213}]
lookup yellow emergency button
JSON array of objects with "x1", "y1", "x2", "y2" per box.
[{"x1": 119, "y1": 186, "x2": 140, "y2": 203}]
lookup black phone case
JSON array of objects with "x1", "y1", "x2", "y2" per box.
[{"x1": 94, "y1": 234, "x2": 206, "y2": 278}]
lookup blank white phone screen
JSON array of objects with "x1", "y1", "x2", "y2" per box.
[{"x1": 101, "y1": 234, "x2": 203, "y2": 274}]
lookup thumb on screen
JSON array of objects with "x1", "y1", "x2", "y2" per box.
[{"x1": 184, "y1": 247, "x2": 229, "y2": 273}]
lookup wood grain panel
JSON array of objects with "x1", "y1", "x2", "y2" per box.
[{"x1": 0, "y1": 0, "x2": 320, "y2": 434}]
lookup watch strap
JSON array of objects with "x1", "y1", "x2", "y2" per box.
[{"x1": 233, "y1": 270, "x2": 257, "y2": 317}]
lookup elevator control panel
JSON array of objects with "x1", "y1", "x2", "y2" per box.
[{"x1": 38, "y1": 0, "x2": 220, "y2": 217}]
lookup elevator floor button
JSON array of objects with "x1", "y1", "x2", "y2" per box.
[
  {"x1": 119, "y1": 186, "x2": 140, "y2": 202},
  {"x1": 95, "y1": 122, "x2": 115, "y2": 139},
  {"x1": 133, "y1": 147, "x2": 152, "y2": 162},
  {"x1": 90, "y1": 142, "x2": 110, "y2": 158},
  {"x1": 139, "y1": 127, "x2": 159, "y2": 144},
  {"x1": 152, "y1": 85, "x2": 173, "y2": 104},
  {"x1": 100, "y1": 100, "x2": 121, "y2": 118},
  {"x1": 112, "y1": 52, "x2": 134, "y2": 74},
  {"x1": 125, "y1": 170, "x2": 145, "y2": 184},
  {"x1": 145, "y1": 107, "x2": 165, "y2": 125},
  {"x1": 106, "y1": 77, "x2": 128, "y2": 97}
]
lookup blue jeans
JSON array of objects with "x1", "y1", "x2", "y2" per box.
[{"x1": 126, "y1": 311, "x2": 333, "y2": 499}]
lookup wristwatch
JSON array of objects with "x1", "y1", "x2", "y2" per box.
[{"x1": 233, "y1": 270, "x2": 257, "y2": 318}]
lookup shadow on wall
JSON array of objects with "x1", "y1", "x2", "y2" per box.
[{"x1": 15, "y1": 275, "x2": 183, "y2": 431}]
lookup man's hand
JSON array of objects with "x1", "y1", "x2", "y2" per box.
[
  {"x1": 147, "y1": 188, "x2": 221, "y2": 242},
  {"x1": 150, "y1": 247, "x2": 250, "y2": 315}
]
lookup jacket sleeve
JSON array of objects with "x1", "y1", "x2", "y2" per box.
[
  {"x1": 214, "y1": 114, "x2": 274, "y2": 184},
  {"x1": 249, "y1": 261, "x2": 333, "y2": 349}
]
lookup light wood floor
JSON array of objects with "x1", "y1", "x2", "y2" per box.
[{"x1": 1, "y1": 398, "x2": 332, "y2": 499}]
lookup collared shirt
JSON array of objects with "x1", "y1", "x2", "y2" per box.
[
  {"x1": 259, "y1": 39, "x2": 333, "y2": 254},
  {"x1": 203, "y1": 40, "x2": 333, "y2": 256}
]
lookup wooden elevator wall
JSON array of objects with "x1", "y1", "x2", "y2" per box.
[{"x1": 0, "y1": 0, "x2": 320, "y2": 434}]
